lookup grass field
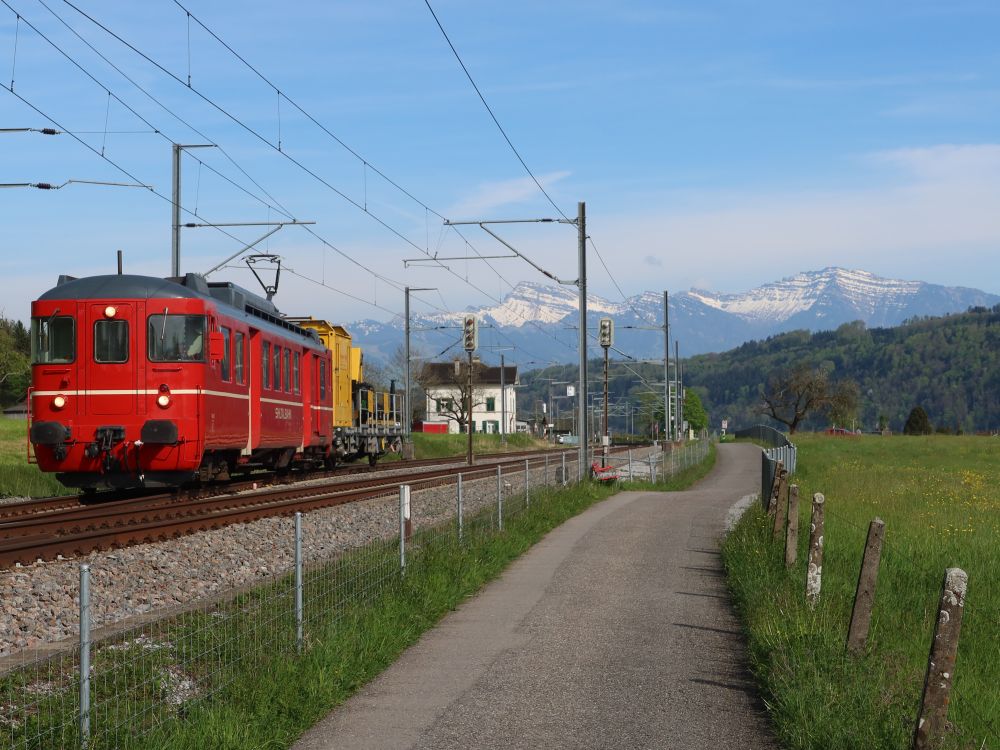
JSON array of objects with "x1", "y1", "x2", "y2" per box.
[
  {"x1": 722, "y1": 435, "x2": 999, "y2": 750},
  {"x1": 0, "y1": 418, "x2": 64, "y2": 498}
]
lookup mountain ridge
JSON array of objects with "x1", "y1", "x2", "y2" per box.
[{"x1": 348, "y1": 267, "x2": 1000, "y2": 366}]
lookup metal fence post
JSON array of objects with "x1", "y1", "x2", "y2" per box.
[
  {"x1": 399, "y1": 485, "x2": 409, "y2": 572},
  {"x1": 561, "y1": 452, "x2": 567, "y2": 486},
  {"x1": 525, "y1": 459, "x2": 530, "y2": 507},
  {"x1": 497, "y1": 465, "x2": 504, "y2": 530},
  {"x1": 79, "y1": 563, "x2": 91, "y2": 749},
  {"x1": 627, "y1": 449, "x2": 633, "y2": 480},
  {"x1": 457, "y1": 474, "x2": 464, "y2": 542},
  {"x1": 294, "y1": 512, "x2": 303, "y2": 653}
]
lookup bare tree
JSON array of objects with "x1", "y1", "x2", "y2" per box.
[{"x1": 761, "y1": 366, "x2": 858, "y2": 433}]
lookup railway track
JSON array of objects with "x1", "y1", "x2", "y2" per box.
[{"x1": 0, "y1": 447, "x2": 619, "y2": 567}]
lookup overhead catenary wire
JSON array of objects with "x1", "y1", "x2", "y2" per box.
[
  {"x1": 160, "y1": 0, "x2": 582, "y2": 359},
  {"x1": 20, "y1": 0, "x2": 585, "y2": 367}
]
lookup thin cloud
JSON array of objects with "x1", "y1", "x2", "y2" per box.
[{"x1": 446, "y1": 171, "x2": 571, "y2": 220}]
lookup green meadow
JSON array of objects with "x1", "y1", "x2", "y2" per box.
[{"x1": 723, "y1": 434, "x2": 999, "y2": 750}]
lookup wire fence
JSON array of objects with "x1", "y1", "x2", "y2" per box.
[{"x1": 1, "y1": 439, "x2": 712, "y2": 749}]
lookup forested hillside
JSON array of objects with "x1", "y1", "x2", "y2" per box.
[
  {"x1": 687, "y1": 306, "x2": 1000, "y2": 433},
  {"x1": 520, "y1": 306, "x2": 1000, "y2": 435}
]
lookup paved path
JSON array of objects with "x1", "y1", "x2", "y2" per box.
[{"x1": 292, "y1": 443, "x2": 776, "y2": 750}]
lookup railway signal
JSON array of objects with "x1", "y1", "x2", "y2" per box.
[
  {"x1": 599, "y1": 317, "x2": 614, "y2": 348},
  {"x1": 463, "y1": 315, "x2": 478, "y2": 352}
]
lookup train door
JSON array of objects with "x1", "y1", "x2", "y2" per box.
[
  {"x1": 87, "y1": 302, "x2": 135, "y2": 416},
  {"x1": 247, "y1": 328, "x2": 261, "y2": 453}
]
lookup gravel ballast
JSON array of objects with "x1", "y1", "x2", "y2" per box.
[{"x1": 1, "y1": 449, "x2": 654, "y2": 660}]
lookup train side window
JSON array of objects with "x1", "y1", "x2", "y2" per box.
[
  {"x1": 94, "y1": 320, "x2": 128, "y2": 363},
  {"x1": 263, "y1": 342, "x2": 271, "y2": 389},
  {"x1": 273, "y1": 346, "x2": 282, "y2": 391},
  {"x1": 293, "y1": 352, "x2": 300, "y2": 394},
  {"x1": 31, "y1": 316, "x2": 75, "y2": 363},
  {"x1": 220, "y1": 327, "x2": 231, "y2": 382},
  {"x1": 319, "y1": 360, "x2": 326, "y2": 400},
  {"x1": 284, "y1": 349, "x2": 291, "y2": 393},
  {"x1": 234, "y1": 332, "x2": 245, "y2": 385}
]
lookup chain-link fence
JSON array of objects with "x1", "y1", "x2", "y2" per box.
[{"x1": 1, "y1": 441, "x2": 715, "y2": 749}]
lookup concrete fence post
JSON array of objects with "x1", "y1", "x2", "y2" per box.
[
  {"x1": 627, "y1": 449, "x2": 633, "y2": 480},
  {"x1": 294, "y1": 512, "x2": 303, "y2": 653},
  {"x1": 525, "y1": 459, "x2": 530, "y2": 507},
  {"x1": 79, "y1": 563, "x2": 91, "y2": 749},
  {"x1": 784, "y1": 484, "x2": 800, "y2": 567},
  {"x1": 544, "y1": 454, "x2": 549, "y2": 486},
  {"x1": 399, "y1": 485, "x2": 410, "y2": 573},
  {"x1": 457, "y1": 474, "x2": 464, "y2": 542},
  {"x1": 772, "y1": 469, "x2": 789, "y2": 542},
  {"x1": 561, "y1": 452, "x2": 567, "y2": 486},
  {"x1": 912, "y1": 568, "x2": 968, "y2": 750},
  {"x1": 497, "y1": 465, "x2": 504, "y2": 531},
  {"x1": 847, "y1": 517, "x2": 885, "y2": 653},
  {"x1": 806, "y1": 493, "x2": 825, "y2": 608}
]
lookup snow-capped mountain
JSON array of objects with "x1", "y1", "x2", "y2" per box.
[{"x1": 347, "y1": 269, "x2": 1000, "y2": 367}]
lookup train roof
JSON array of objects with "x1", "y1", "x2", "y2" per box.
[{"x1": 38, "y1": 272, "x2": 325, "y2": 348}]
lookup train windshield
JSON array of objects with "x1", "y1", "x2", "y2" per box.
[
  {"x1": 31, "y1": 316, "x2": 75, "y2": 364},
  {"x1": 147, "y1": 314, "x2": 206, "y2": 362}
]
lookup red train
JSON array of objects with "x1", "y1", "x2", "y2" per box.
[{"x1": 28, "y1": 272, "x2": 402, "y2": 489}]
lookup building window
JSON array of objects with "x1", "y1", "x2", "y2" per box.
[{"x1": 486, "y1": 396, "x2": 495, "y2": 412}]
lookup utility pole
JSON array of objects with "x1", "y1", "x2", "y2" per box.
[
  {"x1": 500, "y1": 353, "x2": 507, "y2": 446},
  {"x1": 664, "y1": 291, "x2": 671, "y2": 442},
  {"x1": 675, "y1": 341, "x2": 683, "y2": 440},
  {"x1": 467, "y1": 350, "x2": 474, "y2": 465},
  {"x1": 171, "y1": 143, "x2": 214, "y2": 277},
  {"x1": 403, "y1": 286, "x2": 434, "y2": 460},
  {"x1": 577, "y1": 202, "x2": 588, "y2": 479},
  {"x1": 462, "y1": 315, "x2": 478, "y2": 465},
  {"x1": 599, "y1": 317, "x2": 613, "y2": 467}
]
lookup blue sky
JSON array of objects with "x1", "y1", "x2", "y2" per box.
[{"x1": 3, "y1": 0, "x2": 1000, "y2": 329}]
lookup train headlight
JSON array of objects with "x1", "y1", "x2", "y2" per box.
[
  {"x1": 104, "y1": 305, "x2": 117, "y2": 318},
  {"x1": 52, "y1": 394, "x2": 67, "y2": 410},
  {"x1": 157, "y1": 394, "x2": 171, "y2": 408}
]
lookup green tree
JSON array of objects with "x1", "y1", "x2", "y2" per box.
[
  {"x1": 903, "y1": 406, "x2": 933, "y2": 435},
  {"x1": 0, "y1": 322, "x2": 30, "y2": 407},
  {"x1": 684, "y1": 388, "x2": 708, "y2": 431}
]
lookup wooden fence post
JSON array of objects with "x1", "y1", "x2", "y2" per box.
[
  {"x1": 912, "y1": 568, "x2": 968, "y2": 750},
  {"x1": 846, "y1": 518, "x2": 885, "y2": 653},
  {"x1": 767, "y1": 460, "x2": 784, "y2": 515},
  {"x1": 772, "y1": 468, "x2": 789, "y2": 541},
  {"x1": 784, "y1": 484, "x2": 799, "y2": 568},
  {"x1": 805, "y1": 493, "x2": 825, "y2": 608}
]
